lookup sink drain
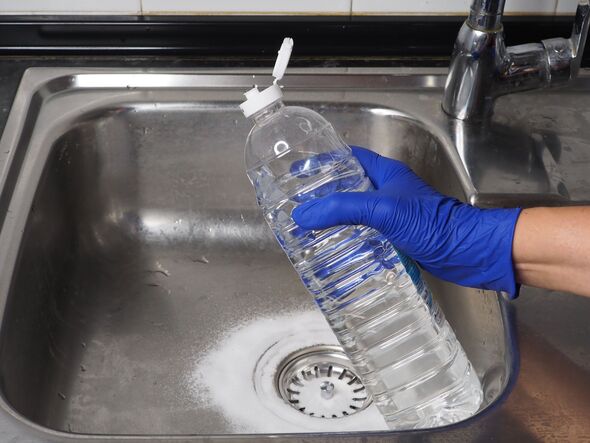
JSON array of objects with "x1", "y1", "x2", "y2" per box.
[{"x1": 275, "y1": 345, "x2": 371, "y2": 418}]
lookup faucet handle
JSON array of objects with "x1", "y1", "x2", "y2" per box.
[
  {"x1": 570, "y1": 0, "x2": 590, "y2": 75},
  {"x1": 542, "y1": 0, "x2": 590, "y2": 85}
]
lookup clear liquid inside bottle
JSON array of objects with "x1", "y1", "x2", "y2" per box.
[{"x1": 245, "y1": 100, "x2": 483, "y2": 429}]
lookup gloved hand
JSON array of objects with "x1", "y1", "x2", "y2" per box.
[{"x1": 291, "y1": 146, "x2": 522, "y2": 298}]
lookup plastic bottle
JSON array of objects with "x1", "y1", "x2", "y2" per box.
[{"x1": 240, "y1": 38, "x2": 483, "y2": 430}]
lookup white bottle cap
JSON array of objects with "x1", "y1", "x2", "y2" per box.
[
  {"x1": 239, "y1": 83, "x2": 283, "y2": 118},
  {"x1": 239, "y1": 38, "x2": 293, "y2": 118}
]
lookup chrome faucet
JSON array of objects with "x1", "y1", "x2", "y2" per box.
[{"x1": 443, "y1": 0, "x2": 590, "y2": 121}]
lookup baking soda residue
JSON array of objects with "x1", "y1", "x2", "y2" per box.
[{"x1": 186, "y1": 309, "x2": 388, "y2": 433}]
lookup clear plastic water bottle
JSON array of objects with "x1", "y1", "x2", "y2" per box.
[{"x1": 240, "y1": 39, "x2": 483, "y2": 430}]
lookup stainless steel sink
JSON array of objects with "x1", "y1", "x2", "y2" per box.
[{"x1": 4, "y1": 67, "x2": 586, "y2": 441}]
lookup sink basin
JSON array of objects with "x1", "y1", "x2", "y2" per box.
[{"x1": 0, "y1": 69, "x2": 515, "y2": 439}]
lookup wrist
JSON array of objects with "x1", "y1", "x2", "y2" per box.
[
  {"x1": 449, "y1": 203, "x2": 522, "y2": 297},
  {"x1": 480, "y1": 207, "x2": 522, "y2": 298}
]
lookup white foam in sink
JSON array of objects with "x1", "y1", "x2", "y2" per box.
[{"x1": 185, "y1": 309, "x2": 388, "y2": 433}]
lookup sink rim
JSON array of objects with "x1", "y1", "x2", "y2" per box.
[{"x1": 0, "y1": 68, "x2": 519, "y2": 440}]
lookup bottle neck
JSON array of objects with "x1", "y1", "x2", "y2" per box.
[{"x1": 252, "y1": 100, "x2": 284, "y2": 125}]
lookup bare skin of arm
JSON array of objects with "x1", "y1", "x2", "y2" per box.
[{"x1": 513, "y1": 206, "x2": 590, "y2": 297}]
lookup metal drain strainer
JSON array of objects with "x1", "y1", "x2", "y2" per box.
[{"x1": 275, "y1": 345, "x2": 371, "y2": 418}]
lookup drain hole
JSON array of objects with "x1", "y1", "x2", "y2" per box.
[{"x1": 276, "y1": 345, "x2": 372, "y2": 419}]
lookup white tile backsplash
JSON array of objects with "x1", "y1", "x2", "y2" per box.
[
  {"x1": 141, "y1": 0, "x2": 351, "y2": 15},
  {"x1": 0, "y1": 0, "x2": 566, "y2": 16},
  {"x1": 352, "y1": 0, "x2": 470, "y2": 14},
  {"x1": 556, "y1": 0, "x2": 581, "y2": 14},
  {"x1": 352, "y1": 0, "x2": 557, "y2": 15},
  {"x1": 0, "y1": 0, "x2": 141, "y2": 14},
  {"x1": 504, "y1": 0, "x2": 556, "y2": 13}
]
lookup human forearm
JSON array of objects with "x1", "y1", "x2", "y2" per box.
[
  {"x1": 292, "y1": 147, "x2": 590, "y2": 298},
  {"x1": 513, "y1": 207, "x2": 590, "y2": 297}
]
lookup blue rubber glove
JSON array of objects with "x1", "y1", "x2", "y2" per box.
[{"x1": 291, "y1": 146, "x2": 522, "y2": 298}]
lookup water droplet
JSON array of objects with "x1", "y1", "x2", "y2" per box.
[{"x1": 192, "y1": 256, "x2": 209, "y2": 264}]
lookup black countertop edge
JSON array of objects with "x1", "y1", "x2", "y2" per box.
[{"x1": 0, "y1": 15, "x2": 587, "y2": 65}]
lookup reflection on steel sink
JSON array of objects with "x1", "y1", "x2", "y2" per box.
[{"x1": 0, "y1": 69, "x2": 517, "y2": 440}]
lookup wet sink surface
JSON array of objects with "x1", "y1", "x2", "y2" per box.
[{"x1": 0, "y1": 70, "x2": 514, "y2": 439}]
